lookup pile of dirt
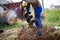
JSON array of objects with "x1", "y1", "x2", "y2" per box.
[{"x1": 15, "y1": 25, "x2": 60, "y2": 40}]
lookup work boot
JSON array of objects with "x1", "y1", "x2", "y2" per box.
[
  {"x1": 34, "y1": 27, "x2": 42, "y2": 37},
  {"x1": 29, "y1": 20, "x2": 35, "y2": 28},
  {"x1": 36, "y1": 31, "x2": 42, "y2": 37},
  {"x1": 29, "y1": 20, "x2": 35, "y2": 25},
  {"x1": 34, "y1": 31, "x2": 42, "y2": 37}
]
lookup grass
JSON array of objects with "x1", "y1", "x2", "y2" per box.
[
  {"x1": 0, "y1": 9, "x2": 60, "y2": 40},
  {"x1": 0, "y1": 20, "x2": 24, "y2": 40},
  {"x1": 0, "y1": 20, "x2": 23, "y2": 30},
  {"x1": 0, "y1": 9, "x2": 60, "y2": 30},
  {"x1": 43, "y1": 9, "x2": 60, "y2": 26}
]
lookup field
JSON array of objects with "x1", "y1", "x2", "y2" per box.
[
  {"x1": 0, "y1": 9, "x2": 60, "y2": 40},
  {"x1": 43, "y1": 9, "x2": 60, "y2": 26},
  {"x1": 0, "y1": 9, "x2": 60, "y2": 30},
  {"x1": 0, "y1": 20, "x2": 23, "y2": 30}
]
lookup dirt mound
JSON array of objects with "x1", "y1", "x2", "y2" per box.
[{"x1": 15, "y1": 25, "x2": 60, "y2": 40}]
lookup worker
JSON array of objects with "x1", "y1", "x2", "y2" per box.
[
  {"x1": 20, "y1": 0, "x2": 42, "y2": 36},
  {"x1": 25, "y1": 0, "x2": 42, "y2": 37},
  {"x1": 20, "y1": 1, "x2": 33, "y2": 24}
]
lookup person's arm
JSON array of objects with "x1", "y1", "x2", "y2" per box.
[
  {"x1": 26, "y1": 0, "x2": 41, "y2": 8},
  {"x1": 20, "y1": 4, "x2": 22, "y2": 10},
  {"x1": 0, "y1": 10, "x2": 9, "y2": 14},
  {"x1": 19, "y1": 1, "x2": 23, "y2": 10},
  {"x1": 26, "y1": 0, "x2": 39, "y2": 5}
]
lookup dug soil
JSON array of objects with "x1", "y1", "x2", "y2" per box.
[
  {"x1": 0, "y1": 24, "x2": 60, "y2": 40},
  {"x1": 15, "y1": 25, "x2": 60, "y2": 40}
]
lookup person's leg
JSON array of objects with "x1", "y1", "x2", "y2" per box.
[{"x1": 34, "y1": 6, "x2": 42, "y2": 36}]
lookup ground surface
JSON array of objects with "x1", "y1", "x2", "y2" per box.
[{"x1": 0, "y1": 24, "x2": 60, "y2": 40}]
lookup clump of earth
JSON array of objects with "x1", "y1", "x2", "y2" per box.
[
  {"x1": 0, "y1": 24, "x2": 60, "y2": 40},
  {"x1": 15, "y1": 25, "x2": 60, "y2": 40}
]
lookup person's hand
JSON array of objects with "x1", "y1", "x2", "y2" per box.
[
  {"x1": 20, "y1": 5, "x2": 22, "y2": 10},
  {"x1": 41, "y1": 13, "x2": 46, "y2": 19}
]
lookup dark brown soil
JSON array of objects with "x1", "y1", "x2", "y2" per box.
[{"x1": 15, "y1": 25, "x2": 60, "y2": 40}]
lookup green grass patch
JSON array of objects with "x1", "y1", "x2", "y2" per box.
[
  {"x1": 43, "y1": 9, "x2": 60, "y2": 26},
  {"x1": 0, "y1": 20, "x2": 23, "y2": 30}
]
